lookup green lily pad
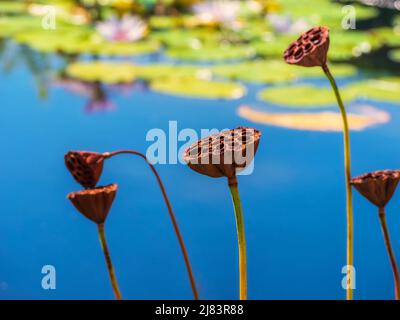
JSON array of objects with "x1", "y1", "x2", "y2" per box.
[
  {"x1": 331, "y1": 31, "x2": 381, "y2": 60},
  {"x1": 212, "y1": 60, "x2": 357, "y2": 83},
  {"x1": 166, "y1": 45, "x2": 256, "y2": 62},
  {"x1": 373, "y1": 27, "x2": 400, "y2": 47},
  {"x1": 134, "y1": 64, "x2": 205, "y2": 81},
  {"x1": 0, "y1": 16, "x2": 43, "y2": 38},
  {"x1": 149, "y1": 16, "x2": 182, "y2": 29},
  {"x1": 0, "y1": 1, "x2": 28, "y2": 14},
  {"x1": 389, "y1": 49, "x2": 400, "y2": 63},
  {"x1": 150, "y1": 77, "x2": 246, "y2": 99},
  {"x1": 212, "y1": 60, "x2": 297, "y2": 83},
  {"x1": 281, "y1": 0, "x2": 378, "y2": 31},
  {"x1": 91, "y1": 39, "x2": 160, "y2": 56},
  {"x1": 252, "y1": 35, "x2": 297, "y2": 58},
  {"x1": 346, "y1": 78, "x2": 400, "y2": 103},
  {"x1": 294, "y1": 64, "x2": 357, "y2": 78},
  {"x1": 151, "y1": 29, "x2": 220, "y2": 48},
  {"x1": 258, "y1": 85, "x2": 354, "y2": 107},
  {"x1": 259, "y1": 77, "x2": 400, "y2": 108},
  {"x1": 66, "y1": 62, "x2": 136, "y2": 84},
  {"x1": 13, "y1": 27, "x2": 160, "y2": 56}
]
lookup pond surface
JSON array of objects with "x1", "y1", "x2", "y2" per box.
[{"x1": 1, "y1": 44, "x2": 400, "y2": 300}]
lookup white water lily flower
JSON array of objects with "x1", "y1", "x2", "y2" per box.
[
  {"x1": 96, "y1": 15, "x2": 148, "y2": 42},
  {"x1": 192, "y1": 0, "x2": 241, "y2": 27}
]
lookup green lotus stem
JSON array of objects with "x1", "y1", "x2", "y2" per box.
[
  {"x1": 378, "y1": 207, "x2": 400, "y2": 300},
  {"x1": 97, "y1": 223, "x2": 122, "y2": 300},
  {"x1": 322, "y1": 64, "x2": 354, "y2": 300},
  {"x1": 105, "y1": 150, "x2": 199, "y2": 300},
  {"x1": 228, "y1": 177, "x2": 247, "y2": 300}
]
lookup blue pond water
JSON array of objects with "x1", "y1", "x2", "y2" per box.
[{"x1": 1, "y1": 49, "x2": 400, "y2": 300}]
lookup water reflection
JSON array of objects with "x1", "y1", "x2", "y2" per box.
[{"x1": 238, "y1": 104, "x2": 390, "y2": 132}]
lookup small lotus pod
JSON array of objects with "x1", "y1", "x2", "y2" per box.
[
  {"x1": 184, "y1": 127, "x2": 261, "y2": 183},
  {"x1": 67, "y1": 184, "x2": 118, "y2": 224},
  {"x1": 65, "y1": 151, "x2": 105, "y2": 189},
  {"x1": 351, "y1": 170, "x2": 400, "y2": 208},
  {"x1": 284, "y1": 26, "x2": 330, "y2": 67}
]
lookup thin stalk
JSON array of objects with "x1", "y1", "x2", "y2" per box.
[
  {"x1": 97, "y1": 223, "x2": 122, "y2": 300},
  {"x1": 322, "y1": 64, "x2": 354, "y2": 300},
  {"x1": 228, "y1": 176, "x2": 247, "y2": 300},
  {"x1": 104, "y1": 150, "x2": 199, "y2": 300},
  {"x1": 378, "y1": 207, "x2": 400, "y2": 300}
]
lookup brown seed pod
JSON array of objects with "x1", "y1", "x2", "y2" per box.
[
  {"x1": 283, "y1": 26, "x2": 330, "y2": 67},
  {"x1": 65, "y1": 151, "x2": 105, "y2": 189},
  {"x1": 184, "y1": 127, "x2": 261, "y2": 181},
  {"x1": 67, "y1": 184, "x2": 118, "y2": 224},
  {"x1": 351, "y1": 170, "x2": 400, "y2": 208}
]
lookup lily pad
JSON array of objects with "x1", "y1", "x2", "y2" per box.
[
  {"x1": 389, "y1": 49, "x2": 400, "y2": 63},
  {"x1": 346, "y1": 78, "x2": 400, "y2": 103},
  {"x1": 134, "y1": 64, "x2": 206, "y2": 81},
  {"x1": 212, "y1": 60, "x2": 297, "y2": 83},
  {"x1": 252, "y1": 35, "x2": 297, "y2": 58},
  {"x1": 259, "y1": 77, "x2": 400, "y2": 108},
  {"x1": 329, "y1": 31, "x2": 381, "y2": 61},
  {"x1": 66, "y1": 62, "x2": 136, "y2": 84},
  {"x1": 13, "y1": 28, "x2": 160, "y2": 56},
  {"x1": 212, "y1": 60, "x2": 356, "y2": 83},
  {"x1": 150, "y1": 77, "x2": 246, "y2": 99},
  {"x1": 149, "y1": 16, "x2": 183, "y2": 29},
  {"x1": 281, "y1": 0, "x2": 378, "y2": 31},
  {"x1": 0, "y1": 2, "x2": 28, "y2": 14},
  {"x1": 238, "y1": 105, "x2": 389, "y2": 132},
  {"x1": 258, "y1": 85, "x2": 354, "y2": 107},
  {"x1": 151, "y1": 29, "x2": 220, "y2": 48},
  {"x1": 166, "y1": 45, "x2": 256, "y2": 62},
  {"x1": 0, "y1": 16, "x2": 43, "y2": 38},
  {"x1": 374, "y1": 27, "x2": 400, "y2": 47}
]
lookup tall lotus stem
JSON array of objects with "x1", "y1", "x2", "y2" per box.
[
  {"x1": 228, "y1": 176, "x2": 247, "y2": 300},
  {"x1": 283, "y1": 26, "x2": 354, "y2": 299},
  {"x1": 378, "y1": 207, "x2": 400, "y2": 300},
  {"x1": 323, "y1": 64, "x2": 354, "y2": 300},
  {"x1": 98, "y1": 223, "x2": 122, "y2": 300},
  {"x1": 67, "y1": 184, "x2": 122, "y2": 299},
  {"x1": 183, "y1": 127, "x2": 261, "y2": 300},
  {"x1": 104, "y1": 150, "x2": 199, "y2": 300}
]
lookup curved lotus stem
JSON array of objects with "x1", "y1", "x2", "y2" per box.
[
  {"x1": 104, "y1": 150, "x2": 199, "y2": 300},
  {"x1": 378, "y1": 207, "x2": 400, "y2": 300},
  {"x1": 97, "y1": 223, "x2": 122, "y2": 300},
  {"x1": 322, "y1": 64, "x2": 354, "y2": 300},
  {"x1": 228, "y1": 175, "x2": 247, "y2": 300}
]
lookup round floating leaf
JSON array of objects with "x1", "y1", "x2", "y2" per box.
[
  {"x1": 258, "y1": 85, "x2": 355, "y2": 107},
  {"x1": 252, "y1": 35, "x2": 296, "y2": 58},
  {"x1": 0, "y1": 2, "x2": 27, "y2": 14},
  {"x1": 0, "y1": 16, "x2": 43, "y2": 38},
  {"x1": 134, "y1": 64, "x2": 206, "y2": 81},
  {"x1": 346, "y1": 78, "x2": 400, "y2": 103},
  {"x1": 389, "y1": 49, "x2": 400, "y2": 63},
  {"x1": 66, "y1": 62, "x2": 136, "y2": 84},
  {"x1": 150, "y1": 77, "x2": 246, "y2": 99},
  {"x1": 212, "y1": 60, "x2": 356, "y2": 83},
  {"x1": 151, "y1": 28, "x2": 220, "y2": 48},
  {"x1": 374, "y1": 27, "x2": 400, "y2": 47},
  {"x1": 149, "y1": 16, "x2": 182, "y2": 29},
  {"x1": 166, "y1": 45, "x2": 256, "y2": 62},
  {"x1": 328, "y1": 30, "x2": 381, "y2": 61},
  {"x1": 212, "y1": 60, "x2": 297, "y2": 83}
]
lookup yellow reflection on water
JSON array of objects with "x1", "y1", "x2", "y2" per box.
[{"x1": 238, "y1": 105, "x2": 390, "y2": 132}]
